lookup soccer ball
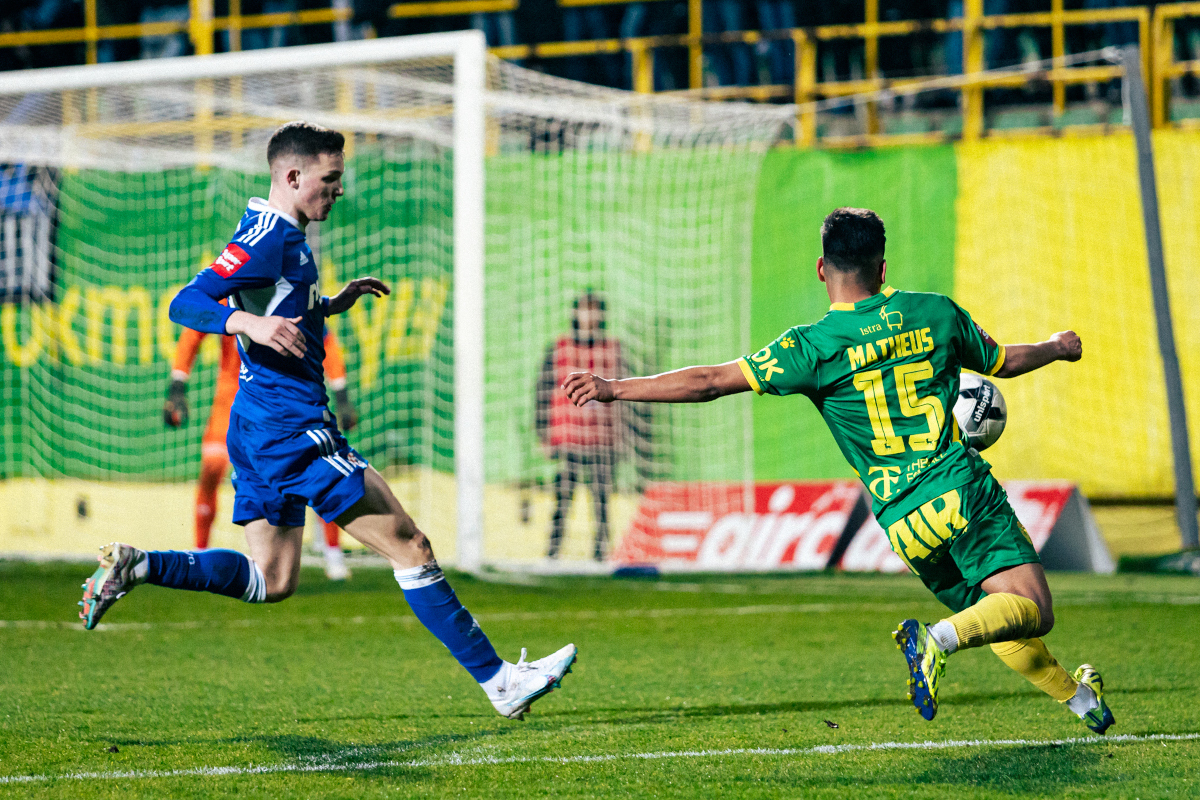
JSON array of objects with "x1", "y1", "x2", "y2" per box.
[{"x1": 953, "y1": 373, "x2": 1007, "y2": 451}]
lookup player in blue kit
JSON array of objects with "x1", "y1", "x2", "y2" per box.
[{"x1": 77, "y1": 122, "x2": 576, "y2": 720}]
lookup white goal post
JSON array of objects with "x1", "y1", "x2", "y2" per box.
[{"x1": 0, "y1": 32, "x2": 489, "y2": 567}]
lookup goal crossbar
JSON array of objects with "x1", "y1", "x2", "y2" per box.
[{"x1": 0, "y1": 31, "x2": 486, "y2": 95}]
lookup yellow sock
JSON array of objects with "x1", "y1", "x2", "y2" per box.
[
  {"x1": 946, "y1": 593, "x2": 1041, "y2": 651},
  {"x1": 990, "y1": 638, "x2": 1079, "y2": 702}
]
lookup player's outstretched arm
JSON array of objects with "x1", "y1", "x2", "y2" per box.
[
  {"x1": 562, "y1": 361, "x2": 750, "y2": 406},
  {"x1": 993, "y1": 330, "x2": 1082, "y2": 378},
  {"x1": 327, "y1": 277, "x2": 390, "y2": 316}
]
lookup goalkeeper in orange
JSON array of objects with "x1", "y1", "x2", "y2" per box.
[{"x1": 163, "y1": 320, "x2": 358, "y2": 580}]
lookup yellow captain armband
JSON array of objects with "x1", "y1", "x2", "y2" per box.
[
  {"x1": 739, "y1": 358, "x2": 764, "y2": 395},
  {"x1": 986, "y1": 345, "x2": 1007, "y2": 377}
]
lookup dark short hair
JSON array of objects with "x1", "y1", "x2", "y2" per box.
[
  {"x1": 572, "y1": 290, "x2": 606, "y2": 331},
  {"x1": 267, "y1": 121, "x2": 345, "y2": 166},
  {"x1": 820, "y1": 207, "x2": 886, "y2": 284}
]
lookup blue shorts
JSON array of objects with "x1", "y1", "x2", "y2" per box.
[{"x1": 227, "y1": 410, "x2": 368, "y2": 528}]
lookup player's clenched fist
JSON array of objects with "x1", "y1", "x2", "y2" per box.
[
  {"x1": 227, "y1": 311, "x2": 307, "y2": 358},
  {"x1": 1050, "y1": 330, "x2": 1082, "y2": 362},
  {"x1": 561, "y1": 372, "x2": 615, "y2": 406}
]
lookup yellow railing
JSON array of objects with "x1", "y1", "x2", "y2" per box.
[
  {"x1": 494, "y1": 2, "x2": 1150, "y2": 144},
  {"x1": 0, "y1": 1, "x2": 513, "y2": 57},
  {"x1": 1153, "y1": 1, "x2": 1200, "y2": 127},
  {"x1": 390, "y1": 1, "x2": 517, "y2": 18},
  {"x1": 4, "y1": 1, "x2": 1200, "y2": 143}
]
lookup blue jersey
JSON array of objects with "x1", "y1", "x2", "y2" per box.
[{"x1": 170, "y1": 197, "x2": 332, "y2": 429}]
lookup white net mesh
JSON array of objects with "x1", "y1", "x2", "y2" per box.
[
  {"x1": 483, "y1": 63, "x2": 789, "y2": 566},
  {"x1": 0, "y1": 41, "x2": 791, "y2": 566}
]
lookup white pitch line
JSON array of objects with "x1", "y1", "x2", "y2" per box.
[{"x1": 3, "y1": 732, "x2": 1198, "y2": 785}]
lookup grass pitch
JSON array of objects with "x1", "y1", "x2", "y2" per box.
[{"x1": 2, "y1": 561, "x2": 1198, "y2": 799}]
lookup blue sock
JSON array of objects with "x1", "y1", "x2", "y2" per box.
[
  {"x1": 395, "y1": 562, "x2": 503, "y2": 682},
  {"x1": 146, "y1": 549, "x2": 265, "y2": 602}
]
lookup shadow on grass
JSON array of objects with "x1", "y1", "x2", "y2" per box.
[
  {"x1": 226, "y1": 684, "x2": 1193, "y2": 734},
  {"x1": 538, "y1": 688, "x2": 1053, "y2": 724},
  {"x1": 538, "y1": 682, "x2": 1199, "y2": 725},
  {"x1": 725, "y1": 743, "x2": 1125, "y2": 792}
]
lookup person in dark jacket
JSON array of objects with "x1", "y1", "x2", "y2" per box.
[{"x1": 537, "y1": 292, "x2": 625, "y2": 560}]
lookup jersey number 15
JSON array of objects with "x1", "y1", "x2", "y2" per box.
[{"x1": 852, "y1": 360, "x2": 946, "y2": 456}]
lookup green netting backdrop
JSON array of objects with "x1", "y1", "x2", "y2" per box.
[
  {"x1": 1, "y1": 145, "x2": 455, "y2": 480},
  {"x1": 486, "y1": 147, "x2": 759, "y2": 491},
  {"x1": 1, "y1": 145, "x2": 761, "y2": 487}
]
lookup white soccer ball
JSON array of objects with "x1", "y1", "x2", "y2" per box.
[{"x1": 953, "y1": 373, "x2": 1007, "y2": 451}]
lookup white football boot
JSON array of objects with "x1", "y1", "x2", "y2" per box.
[
  {"x1": 489, "y1": 644, "x2": 578, "y2": 720},
  {"x1": 79, "y1": 542, "x2": 147, "y2": 630}
]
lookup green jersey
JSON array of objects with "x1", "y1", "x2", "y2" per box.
[{"x1": 740, "y1": 286, "x2": 1006, "y2": 528}]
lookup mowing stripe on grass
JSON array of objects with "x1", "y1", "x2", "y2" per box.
[
  {"x1": 4, "y1": 591, "x2": 1199, "y2": 633},
  {"x1": 0, "y1": 602, "x2": 904, "y2": 632},
  {"x1": 3, "y1": 732, "x2": 1198, "y2": 785}
]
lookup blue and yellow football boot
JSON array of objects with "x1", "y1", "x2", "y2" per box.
[
  {"x1": 1072, "y1": 664, "x2": 1115, "y2": 735},
  {"x1": 892, "y1": 619, "x2": 947, "y2": 721}
]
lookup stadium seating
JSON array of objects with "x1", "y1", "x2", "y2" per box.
[{"x1": 3, "y1": 2, "x2": 1200, "y2": 139}]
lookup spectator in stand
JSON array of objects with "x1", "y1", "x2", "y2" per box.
[
  {"x1": 352, "y1": 0, "x2": 400, "y2": 38},
  {"x1": 242, "y1": 0, "x2": 300, "y2": 50},
  {"x1": 140, "y1": 1, "x2": 190, "y2": 60},
  {"x1": 756, "y1": 1, "x2": 798, "y2": 87},
  {"x1": 1081, "y1": 0, "x2": 1138, "y2": 50},
  {"x1": 472, "y1": 7, "x2": 518, "y2": 50},
  {"x1": 562, "y1": 2, "x2": 622, "y2": 86},
  {"x1": 97, "y1": 0, "x2": 142, "y2": 63},
  {"x1": 618, "y1": 1, "x2": 688, "y2": 90},
  {"x1": 4, "y1": 0, "x2": 83, "y2": 70},
  {"x1": 812, "y1": 0, "x2": 861, "y2": 103},
  {"x1": 944, "y1": 0, "x2": 1013, "y2": 74},
  {"x1": 703, "y1": 0, "x2": 753, "y2": 86}
]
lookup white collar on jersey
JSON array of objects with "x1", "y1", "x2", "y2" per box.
[{"x1": 247, "y1": 197, "x2": 301, "y2": 230}]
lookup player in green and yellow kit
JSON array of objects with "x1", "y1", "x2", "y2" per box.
[{"x1": 561, "y1": 207, "x2": 1113, "y2": 734}]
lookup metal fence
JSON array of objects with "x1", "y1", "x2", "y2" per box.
[{"x1": 3, "y1": 1, "x2": 1200, "y2": 142}]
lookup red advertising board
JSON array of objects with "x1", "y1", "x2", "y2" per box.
[{"x1": 613, "y1": 480, "x2": 1077, "y2": 573}]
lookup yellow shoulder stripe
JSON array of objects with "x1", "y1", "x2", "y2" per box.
[
  {"x1": 738, "y1": 358, "x2": 764, "y2": 395},
  {"x1": 986, "y1": 344, "x2": 1007, "y2": 377}
]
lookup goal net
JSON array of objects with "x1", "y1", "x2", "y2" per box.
[{"x1": 0, "y1": 32, "x2": 791, "y2": 569}]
